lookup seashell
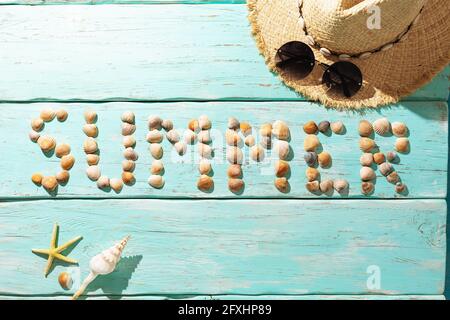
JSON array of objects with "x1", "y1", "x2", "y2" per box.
[
  {"x1": 245, "y1": 135, "x2": 255, "y2": 147},
  {"x1": 29, "y1": 130, "x2": 40, "y2": 143},
  {"x1": 318, "y1": 121, "x2": 330, "y2": 134},
  {"x1": 274, "y1": 160, "x2": 290, "y2": 177},
  {"x1": 260, "y1": 136, "x2": 272, "y2": 149},
  {"x1": 40, "y1": 108, "x2": 55, "y2": 122},
  {"x1": 387, "y1": 171, "x2": 400, "y2": 184},
  {"x1": 228, "y1": 117, "x2": 240, "y2": 130},
  {"x1": 373, "y1": 152, "x2": 386, "y2": 165},
  {"x1": 58, "y1": 272, "x2": 73, "y2": 290},
  {"x1": 110, "y1": 178, "x2": 123, "y2": 193},
  {"x1": 31, "y1": 118, "x2": 44, "y2": 132},
  {"x1": 56, "y1": 171, "x2": 70, "y2": 185},
  {"x1": 42, "y1": 176, "x2": 58, "y2": 192},
  {"x1": 123, "y1": 147, "x2": 139, "y2": 161},
  {"x1": 86, "y1": 165, "x2": 101, "y2": 181},
  {"x1": 334, "y1": 179, "x2": 349, "y2": 193},
  {"x1": 197, "y1": 175, "x2": 214, "y2": 192},
  {"x1": 395, "y1": 182, "x2": 407, "y2": 194},
  {"x1": 121, "y1": 171, "x2": 135, "y2": 185},
  {"x1": 272, "y1": 120, "x2": 290, "y2": 140},
  {"x1": 303, "y1": 121, "x2": 318, "y2": 134},
  {"x1": 122, "y1": 160, "x2": 135, "y2": 172},
  {"x1": 381, "y1": 43, "x2": 394, "y2": 52},
  {"x1": 240, "y1": 122, "x2": 252, "y2": 136},
  {"x1": 304, "y1": 152, "x2": 318, "y2": 167},
  {"x1": 83, "y1": 138, "x2": 98, "y2": 154},
  {"x1": 361, "y1": 182, "x2": 375, "y2": 195},
  {"x1": 274, "y1": 140, "x2": 290, "y2": 160},
  {"x1": 37, "y1": 135, "x2": 56, "y2": 153},
  {"x1": 96, "y1": 176, "x2": 110, "y2": 189},
  {"x1": 146, "y1": 129, "x2": 163, "y2": 143},
  {"x1": 306, "y1": 181, "x2": 320, "y2": 193},
  {"x1": 184, "y1": 130, "x2": 197, "y2": 144},
  {"x1": 122, "y1": 123, "x2": 136, "y2": 136},
  {"x1": 55, "y1": 143, "x2": 71, "y2": 158},
  {"x1": 72, "y1": 236, "x2": 130, "y2": 300},
  {"x1": 198, "y1": 143, "x2": 212, "y2": 159},
  {"x1": 304, "y1": 134, "x2": 320, "y2": 152},
  {"x1": 123, "y1": 135, "x2": 136, "y2": 148},
  {"x1": 275, "y1": 177, "x2": 289, "y2": 193},
  {"x1": 319, "y1": 47, "x2": 332, "y2": 57},
  {"x1": 359, "y1": 52, "x2": 372, "y2": 59},
  {"x1": 60, "y1": 154, "x2": 75, "y2": 170},
  {"x1": 188, "y1": 119, "x2": 200, "y2": 132},
  {"x1": 151, "y1": 160, "x2": 164, "y2": 175},
  {"x1": 298, "y1": 16, "x2": 305, "y2": 29},
  {"x1": 360, "y1": 153, "x2": 374, "y2": 166},
  {"x1": 227, "y1": 164, "x2": 242, "y2": 178},
  {"x1": 360, "y1": 167, "x2": 376, "y2": 181},
  {"x1": 198, "y1": 159, "x2": 212, "y2": 175},
  {"x1": 395, "y1": 138, "x2": 410, "y2": 153},
  {"x1": 379, "y1": 162, "x2": 393, "y2": 176},
  {"x1": 386, "y1": 151, "x2": 398, "y2": 163},
  {"x1": 148, "y1": 174, "x2": 165, "y2": 189},
  {"x1": 150, "y1": 143, "x2": 163, "y2": 159},
  {"x1": 84, "y1": 110, "x2": 97, "y2": 124},
  {"x1": 56, "y1": 109, "x2": 68, "y2": 122},
  {"x1": 161, "y1": 119, "x2": 174, "y2": 132},
  {"x1": 226, "y1": 146, "x2": 243, "y2": 164},
  {"x1": 174, "y1": 141, "x2": 187, "y2": 156},
  {"x1": 198, "y1": 115, "x2": 211, "y2": 130},
  {"x1": 198, "y1": 130, "x2": 212, "y2": 144},
  {"x1": 320, "y1": 180, "x2": 334, "y2": 193},
  {"x1": 306, "y1": 167, "x2": 320, "y2": 182},
  {"x1": 121, "y1": 111, "x2": 135, "y2": 124},
  {"x1": 228, "y1": 178, "x2": 244, "y2": 193},
  {"x1": 31, "y1": 173, "x2": 43, "y2": 185},
  {"x1": 391, "y1": 122, "x2": 408, "y2": 137},
  {"x1": 339, "y1": 54, "x2": 351, "y2": 61},
  {"x1": 372, "y1": 118, "x2": 391, "y2": 136},
  {"x1": 259, "y1": 123, "x2": 272, "y2": 137},
  {"x1": 148, "y1": 116, "x2": 162, "y2": 130},
  {"x1": 83, "y1": 124, "x2": 98, "y2": 138},
  {"x1": 166, "y1": 129, "x2": 180, "y2": 144},
  {"x1": 318, "y1": 151, "x2": 332, "y2": 168},
  {"x1": 250, "y1": 145, "x2": 265, "y2": 162},
  {"x1": 359, "y1": 137, "x2": 376, "y2": 152},
  {"x1": 330, "y1": 121, "x2": 345, "y2": 134},
  {"x1": 358, "y1": 120, "x2": 373, "y2": 137},
  {"x1": 225, "y1": 129, "x2": 240, "y2": 146},
  {"x1": 305, "y1": 35, "x2": 315, "y2": 46}
]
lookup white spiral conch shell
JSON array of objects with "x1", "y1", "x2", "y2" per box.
[{"x1": 72, "y1": 236, "x2": 130, "y2": 300}]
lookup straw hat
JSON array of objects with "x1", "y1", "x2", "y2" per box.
[{"x1": 248, "y1": 0, "x2": 450, "y2": 108}]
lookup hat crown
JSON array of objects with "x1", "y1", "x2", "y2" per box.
[{"x1": 302, "y1": 0, "x2": 426, "y2": 55}]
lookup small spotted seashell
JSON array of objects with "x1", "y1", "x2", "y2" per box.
[
  {"x1": 387, "y1": 171, "x2": 400, "y2": 184},
  {"x1": 395, "y1": 182, "x2": 407, "y2": 194},
  {"x1": 274, "y1": 140, "x2": 290, "y2": 160},
  {"x1": 123, "y1": 147, "x2": 138, "y2": 161},
  {"x1": 319, "y1": 47, "x2": 332, "y2": 57},
  {"x1": 275, "y1": 177, "x2": 289, "y2": 193},
  {"x1": 305, "y1": 35, "x2": 315, "y2": 46},
  {"x1": 148, "y1": 116, "x2": 162, "y2": 130},
  {"x1": 60, "y1": 154, "x2": 75, "y2": 170},
  {"x1": 198, "y1": 115, "x2": 211, "y2": 130},
  {"x1": 123, "y1": 135, "x2": 136, "y2": 148},
  {"x1": 197, "y1": 175, "x2": 214, "y2": 192},
  {"x1": 58, "y1": 272, "x2": 72, "y2": 290},
  {"x1": 250, "y1": 145, "x2": 265, "y2": 162},
  {"x1": 359, "y1": 52, "x2": 372, "y2": 60},
  {"x1": 151, "y1": 160, "x2": 164, "y2": 175},
  {"x1": 31, "y1": 173, "x2": 43, "y2": 185},
  {"x1": 395, "y1": 138, "x2": 410, "y2": 153},
  {"x1": 122, "y1": 160, "x2": 136, "y2": 172},
  {"x1": 274, "y1": 160, "x2": 290, "y2": 177},
  {"x1": 381, "y1": 43, "x2": 394, "y2": 52},
  {"x1": 306, "y1": 167, "x2": 320, "y2": 182},
  {"x1": 338, "y1": 54, "x2": 351, "y2": 61},
  {"x1": 358, "y1": 120, "x2": 373, "y2": 137},
  {"x1": 83, "y1": 137, "x2": 98, "y2": 154},
  {"x1": 122, "y1": 171, "x2": 135, "y2": 185},
  {"x1": 320, "y1": 180, "x2": 334, "y2": 193},
  {"x1": 386, "y1": 151, "x2": 398, "y2": 163},
  {"x1": 305, "y1": 181, "x2": 320, "y2": 193},
  {"x1": 122, "y1": 123, "x2": 136, "y2": 136},
  {"x1": 372, "y1": 118, "x2": 391, "y2": 136},
  {"x1": 96, "y1": 176, "x2": 110, "y2": 189},
  {"x1": 361, "y1": 182, "x2": 375, "y2": 195},
  {"x1": 184, "y1": 130, "x2": 197, "y2": 144},
  {"x1": 87, "y1": 154, "x2": 100, "y2": 166},
  {"x1": 150, "y1": 143, "x2": 163, "y2": 159},
  {"x1": 245, "y1": 135, "x2": 255, "y2": 147},
  {"x1": 272, "y1": 120, "x2": 290, "y2": 140},
  {"x1": 146, "y1": 129, "x2": 163, "y2": 143},
  {"x1": 84, "y1": 110, "x2": 97, "y2": 124},
  {"x1": 228, "y1": 117, "x2": 240, "y2": 130},
  {"x1": 373, "y1": 152, "x2": 386, "y2": 165},
  {"x1": 226, "y1": 146, "x2": 243, "y2": 164},
  {"x1": 360, "y1": 167, "x2": 376, "y2": 181},
  {"x1": 227, "y1": 164, "x2": 242, "y2": 178},
  {"x1": 55, "y1": 143, "x2": 71, "y2": 158},
  {"x1": 334, "y1": 179, "x2": 349, "y2": 193},
  {"x1": 198, "y1": 143, "x2": 213, "y2": 159},
  {"x1": 29, "y1": 130, "x2": 40, "y2": 143},
  {"x1": 161, "y1": 119, "x2": 173, "y2": 131},
  {"x1": 38, "y1": 135, "x2": 56, "y2": 153},
  {"x1": 391, "y1": 122, "x2": 408, "y2": 137},
  {"x1": 86, "y1": 165, "x2": 101, "y2": 181},
  {"x1": 40, "y1": 108, "x2": 56, "y2": 122},
  {"x1": 240, "y1": 122, "x2": 252, "y2": 136},
  {"x1": 188, "y1": 119, "x2": 200, "y2": 132},
  {"x1": 303, "y1": 121, "x2": 318, "y2": 134},
  {"x1": 259, "y1": 123, "x2": 272, "y2": 137},
  {"x1": 56, "y1": 109, "x2": 68, "y2": 122},
  {"x1": 318, "y1": 152, "x2": 332, "y2": 168},
  {"x1": 330, "y1": 121, "x2": 345, "y2": 134},
  {"x1": 360, "y1": 153, "x2": 373, "y2": 166},
  {"x1": 148, "y1": 175, "x2": 165, "y2": 189},
  {"x1": 228, "y1": 178, "x2": 244, "y2": 193},
  {"x1": 359, "y1": 137, "x2": 376, "y2": 152},
  {"x1": 198, "y1": 130, "x2": 212, "y2": 144},
  {"x1": 42, "y1": 176, "x2": 58, "y2": 192},
  {"x1": 379, "y1": 162, "x2": 393, "y2": 176},
  {"x1": 166, "y1": 129, "x2": 180, "y2": 144},
  {"x1": 198, "y1": 159, "x2": 211, "y2": 175},
  {"x1": 121, "y1": 111, "x2": 135, "y2": 124},
  {"x1": 174, "y1": 141, "x2": 187, "y2": 156},
  {"x1": 304, "y1": 152, "x2": 317, "y2": 167},
  {"x1": 304, "y1": 134, "x2": 320, "y2": 152},
  {"x1": 225, "y1": 129, "x2": 240, "y2": 146},
  {"x1": 31, "y1": 118, "x2": 44, "y2": 132},
  {"x1": 110, "y1": 178, "x2": 123, "y2": 193},
  {"x1": 260, "y1": 136, "x2": 272, "y2": 149},
  {"x1": 83, "y1": 124, "x2": 98, "y2": 138},
  {"x1": 318, "y1": 121, "x2": 330, "y2": 134}
]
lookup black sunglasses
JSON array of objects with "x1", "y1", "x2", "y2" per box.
[{"x1": 275, "y1": 41, "x2": 363, "y2": 98}]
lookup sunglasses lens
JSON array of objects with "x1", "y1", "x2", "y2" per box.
[
  {"x1": 322, "y1": 61, "x2": 363, "y2": 97},
  {"x1": 275, "y1": 41, "x2": 315, "y2": 79}
]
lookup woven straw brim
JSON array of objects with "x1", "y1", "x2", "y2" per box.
[{"x1": 248, "y1": 0, "x2": 450, "y2": 109}]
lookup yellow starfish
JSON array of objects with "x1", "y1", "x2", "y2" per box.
[{"x1": 32, "y1": 223, "x2": 82, "y2": 277}]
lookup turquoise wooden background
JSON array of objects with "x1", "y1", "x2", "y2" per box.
[{"x1": 0, "y1": 1, "x2": 448, "y2": 300}]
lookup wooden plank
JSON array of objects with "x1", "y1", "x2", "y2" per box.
[
  {"x1": 0, "y1": 199, "x2": 446, "y2": 296},
  {"x1": 0, "y1": 101, "x2": 446, "y2": 199},
  {"x1": 0, "y1": 5, "x2": 447, "y2": 102}
]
